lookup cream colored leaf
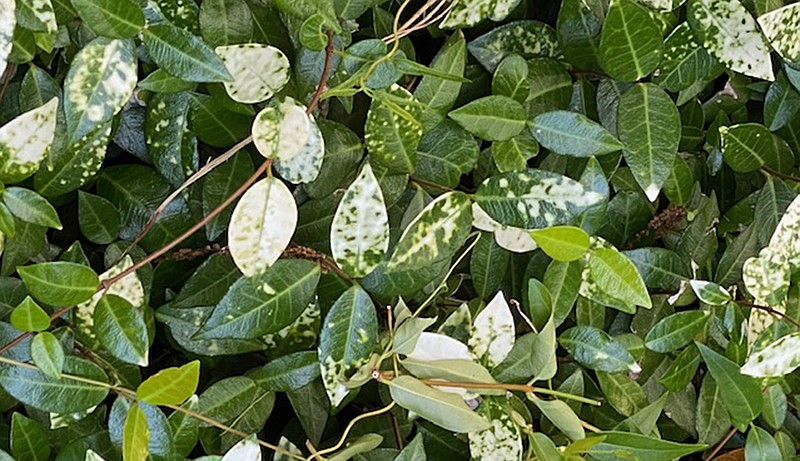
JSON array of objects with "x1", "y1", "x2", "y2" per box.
[
  {"x1": 215, "y1": 44, "x2": 290, "y2": 104},
  {"x1": 742, "y1": 332, "x2": 800, "y2": 377},
  {"x1": 0, "y1": 0, "x2": 14, "y2": 78},
  {"x1": 469, "y1": 291, "x2": 515, "y2": 367},
  {"x1": 441, "y1": 0, "x2": 523, "y2": 28},
  {"x1": 758, "y1": 3, "x2": 800, "y2": 62},
  {"x1": 0, "y1": 98, "x2": 58, "y2": 182},
  {"x1": 406, "y1": 332, "x2": 472, "y2": 361},
  {"x1": 221, "y1": 435, "x2": 261, "y2": 461}
]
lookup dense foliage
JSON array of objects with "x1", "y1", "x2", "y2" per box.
[{"x1": 2, "y1": 0, "x2": 800, "y2": 459}]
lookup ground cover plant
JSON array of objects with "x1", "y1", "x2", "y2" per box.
[{"x1": 2, "y1": 0, "x2": 800, "y2": 459}]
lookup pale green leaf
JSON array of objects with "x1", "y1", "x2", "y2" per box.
[
  {"x1": 531, "y1": 226, "x2": 590, "y2": 262},
  {"x1": 94, "y1": 294, "x2": 149, "y2": 366},
  {"x1": 745, "y1": 426, "x2": 782, "y2": 461},
  {"x1": 3, "y1": 187, "x2": 61, "y2": 229},
  {"x1": 30, "y1": 332, "x2": 63, "y2": 379},
  {"x1": 560, "y1": 326, "x2": 640, "y2": 373},
  {"x1": 18, "y1": 262, "x2": 99, "y2": 307},
  {"x1": 9, "y1": 297, "x2": 49, "y2": 332},
  {"x1": 449, "y1": 95, "x2": 526, "y2": 142},
  {"x1": 123, "y1": 404, "x2": 150, "y2": 461},
  {"x1": 137, "y1": 361, "x2": 200, "y2": 406},
  {"x1": 71, "y1": 0, "x2": 144, "y2": 38},
  {"x1": 587, "y1": 432, "x2": 706, "y2": 461}
]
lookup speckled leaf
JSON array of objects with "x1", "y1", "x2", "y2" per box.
[
  {"x1": 365, "y1": 85, "x2": 424, "y2": 175},
  {"x1": 330, "y1": 164, "x2": 389, "y2": 278},
  {"x1": 145, "y1": 92, "x2": 197, "y2": 188},
  {"x1": 71, "y1": 0, "x2": 144, "y2": 38},
  {"x1": 387, "y1": 192, "x2": 472, "y2": 270},
  {"x1": 599, "y1": 0, "x2": 663, "y2": 82},
  {"x1": 474, "y1": 170, "x2": 603, "y2": 229},
  {"x1": 94, "y1": 294, "x2": 149, "y2": 366},
  {"x1": 440, "y1": 0, "x2": 522, "y2": 29},
  {"x1": 143, "y1": 23, "x2": 232, "y2": 83},
  {"x1": 721, "y1": 123, "x2": 778, "y2": 173},
  {"x1": 0, "y1": 0, "x2": 13, "y2": 78},
  {"x1": 63, "y1": 38, "x2": 137, "y2": 143},
  {"x1": 617, "y1": 84, "x2": 681, "y2": 202},
  {"x1": 757, "y1": 3, "x2": 800, "y2": 62},
  {"x1": 560, "y1": 325, "x2": 641, "y2": 373},
  {"x1": 215, "y1": 44, "x2": 290, "y2": 104},
  {"x1": 530, "y1": 110, "x2": 623, "y2": 157},
  {"x1": 654, "y1": 23, "x2": 723, "y2": 92},
  {"x1": 469, "y1": 291, "x2": 515, "y2": 367},
  {"x1": 472, "y1": 204, "x2": 538, "y2": 253},
  {"x1": 468, "y1": 21, "x2": 560, "y2": 72},
  {"x1": 228, "y1": 177, "x2": 297, "y2": 277},
  {"x1": 319, "y1": 286, "x2": 378, "y2": 406},
  {"x1": 0, "y1": 97, "x2": 57, "y2": 183},
  {"x1": 742, "y1": 332, "x2": 800, "y2": 377},
  {"x1": 688, "y1": 0, "x2": 774, "y2": 81},
  {"x1": 468, "y1": 399, "x2": 522, "y2": 461}
]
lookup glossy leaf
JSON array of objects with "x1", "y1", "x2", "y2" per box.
[
  {"x1": 531, "y1": 110, "x2": 623, "y2": 157},
  {"x1": 599, "y1": 0, "x2": 663, "y2": 82},
  {"x1": 71, "y1": 0, "x2": 144, "y2": 38},
  {"x1": 560, "y1": 326, "x2": 640, "y2": 373},
  {"x1": 137, "y1": 361, "x2": 200, "y2": 406},
  {"x1": 94, "y1": 294, "x2": 149, "y2": 366},
  {"x1": 644, "y1": 311, "x2": 710, "y2": 353},
  {"x1": 531, "y1": 226, "x2": 590, "y2": 262},
  {"x1": 18, "y1": 262, "x2": 99, "y2": 307}
]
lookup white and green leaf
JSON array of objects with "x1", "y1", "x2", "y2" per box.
[
  {"x1": 757, "y1": 3, "x2": 800, "y2": 62},
  {"x1": 215, "y1": 44, "x2": 290, "y2": 104},
  {"x1": 468, "y1": 399, "x2": 523, "y2": 461},
  {"x1": 0, "y1": 0, "x2": 15, "y2": 78},
  {"x1": 0, "y1": 98, "x2": 58, "y2": 183},
  {"x1": 440, "y1": 0, "x2": 523, "y2": 29},
  {"x1": 742, "y1": 332, "x2": 800, "y2": 378},
  {"x1": 469, "y1": 291, "x2": 515, "y2": 368}
]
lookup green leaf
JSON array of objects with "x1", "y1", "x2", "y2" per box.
[
  {"x1": 248, "y1": 351, "x2": 320, "y2": 392},
  {"x1": 9, "y1": 297, "x2": 49, "y2": 332},
  {"x1": 659, "y1": 345, "x2": 701, "y2": 391},
  {"x1": 137, "y1": 361, "x2": 200, "y2": 406},
  {"x1": 0, "y1": 356, "x2": 109, "y2": 413},
  {"x1": 560, "y1": 326, "x2": 640, "y2": 373},
  {"x1": 531, "y1": 226, "x2": 590, "y2": 262},
  {"x1": 765, "y1": 73, "x2": 800, "y2": 131},
  {"x1": 492, "y1": 131, "x2": 539, "y2": 173},
  {"x1": 599, "y1": 0, "x2": 663, "y2": 82},
  {"x1": 30, "y1": 331, "x2": 63, "y2": 379},
  {"x1": 644, "y1": 311, "x2": 710, "y2": 353},
  {"x1": 11, "y1": 413, "x2": 49, "y2": 461},
  {"x1": 0, "y1": 97, "x2": 58, "y2": 183},
  {"x1": 584, "y1": 243, "x2": 652, "y2": 309},
  {"x1": 597, "y1": 372, "x2": 647, "y2": 417},
  {"x1": 3, "y1": 187, "x2": 61, "y2": 229},
  {"x1": 721, "y1": 123, "x2": 778, "y2": 173},
  {"x1": 123, "y1": 404, "x2": 150, "y2": 461},
  {"x1": 449, "y1": 95, "x2": 526, "y2": 142},
  {"x1": 319, "y1": 286, "x2": 378, "y2": 406},
  {"x1": 758, "y1": 4, "x2": 800, "y2": 62},
  {"x1": 696, "y1": 342, "x2": 763, "y2": 431},
  {"x1": 365, "y1": 86, "x2": 424, "y2": 175},
  {"x1": 16, "y1": 0, "x2": 56, "y2": 33},
  {"x1": 530, "y1": 111, "x2": 623, "y2": 157},
  {"x1": 215, "y1": 44, "x2": 290, "y2": 104},
  {"x1": 617, "y1": 83, "x2": 681, "y2": 201},
  {"x1": 586, "y1": 432, "x2": 706, "y2": 461},
  {"x1": 202, "y1": 152, "x2": 253, "y2": 241},
  {"x1": 688, "y1": 0, "x2": 774, "y2": 80},
  {"x1": 138, "y1": 69, "x2": 195, "y2": 93},
  {"x1": 533, "y1": 398, "x2": 585, "y2": 441},
  {"x1": 470, "y1": 234, "x2": 509, "y2": 299},
  {"x1": 143, "y1": 23, "x2": 233, "y2": 83},
  {"x1": 557, "y1": 0, "x2": 603, "y2": 69},
  {"x1": 18, "y1": 262, "x2": 99, "y2": 307},
  {"x1": 196, "y1": 260, "x2": 320, "y2": 339},
  {"x1": 467, "y1": 20, "x2": 560, "y2": 72},
  {"x1": 71, "y1": 0, "x2": 144, "y2": 38},
  {"x1": 94, "y1": 294, "x2": 149, "y2": 366},
  {"x1": 387, "y1": 375, "x2": 491, "y2": 433},
  {"x1": 697, "y1": 375, "x2": 732, "y2": 445},
  {"x1": 492, "y1": 55, "x2": 530, "y2": 104},
  {"x1": 228, "y1": 177, "x2": 297, "y2": 277},
  {"x1": 624, "y1": 247, "x2": 691, "y2": 292},
  {"x1": 78, "y1": 191, "x2": 120, "y2": 245},
  {"x1": 331, "y1": 164, "x2": 389, "y2": 278},
  {"x1": 745, "y1": 426, "x2": 782, "y2": 461},
  {"x1": 199, "y1": 0, "x2": 252, "y2": 47},
  {"x1": 415, "y1": 31, "x2": 466, "y2": 116},
  {"x1": 416, "y1": 120, "x2": 479, "y2": 189},
  {"x1": 475, "y1": 170, "x2": 603, "y2": 229},
  {"x1": 741, "y1": 331, "x2": 800, "y2": 378},
  {"x1": 654, "y1": 22, "x2": 722, "y2": 93}
]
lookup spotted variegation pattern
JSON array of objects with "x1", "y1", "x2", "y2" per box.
[
  {"x1": 639, "y1": 0, "x2": 676, "y2": 11},
  {"x1": 475, "y1": 170, "x2": 604, "y2": 229},
  {"x1": 0, "y1": 98, "x2": 58, "y2": 183},
  {"x1": 440, "y1": 0, "x2": 522, "y2": 29},
  {"x1": 75, "y1": 256, "x2": 145, "y2": 346},
  {"x1": 0, "y1": 0, "x2": 15, "y2": 78},
  {"x1": 228, "y1": 177, "x2": 296, "y2": 277},
  {"x1": 758, "y1": 4, "x2": 800, "y2": 62},
  {"x1": 330, "y1": 164, "x2": 389, "y2": 278},
  {"x1": 471, "y1": 204, "x2": 538, "y2": 253},
  {"x1": 767, "y1": 194, "x2": 800, "y2": 267},
  {"x1": 468, "y1": 399, "x2": 522, "y2": 461},
  {"x1": 742, "y1": 332, "x2": 800, "y2": 377},
  {"x1": 469, "y1": 291, "x2": 515, "y2": 368},
  {"x1": 387, "y1": 192, "x2": 472, "y2": 269},
  {"x1": 64, "y1": 38, "x2": 138, "y2": 142},
  {"x1": 215, "y1": 44, "x2": 290, "y2": 104},
  {"x1": 743, "y1": 247, "x2": 790, "y2": 305},
  {"x1": 688, "y1": 0, "x2": 774, "y2": 81},
  {"x1": 145, "y1": 92, "x2": 197, "y2": 188},
  {"x1": 263, "y1": 301, "x2": 320, "y2": 353},
  {"x1": 153, "y1": 0, "x2": 200, "y2": 34},
  {"x1": 467, "y1": 21, "x2": 560, "y2": 72},
  {"x1": 19, "y1": 0, "x2": 57, "y2": 34},
  {"x1": 364, "y1": 85, "x2": 424, "y2": 175},
  {"x1": 274, "y1": 114, "x2": 324, "y2": 184}
]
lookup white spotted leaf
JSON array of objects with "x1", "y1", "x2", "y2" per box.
[
  {"x1": 469, "y1": 291, "x2": 515, "y2": 367},
  {"x1": 580, "y1": 238, "x2": 652, "y2": 311},
  {"x1": 474, "y1": 170, "x2": 603, "y2": 229},
  {"x1": 742, "y1": 332, "x2": 800, "y2": 378},
  {"x1": 228, "y1": 177, "x2": 297, "y2": 277},
  {"x1": 758, "y1": 3, "x2": 800, "y2": 62},
  {"x1": 441, "y1": 0, "x2": 522, "y2": 28},
  {"x1": 468, "y1": 399, "x2": 523, "y2": 461},
  {"x1": 16, "y1": 0, "x2": 57, "y2": 34},
  {"x1": 365, "y1": 85, "x2": 424, "y2": 175},
  {"x1": 467, "y1": 20, "x2": 560, "y2": 72},
  {"x1": 743, "y1": 247, "x2": 790, "y2": 305},
  {"x1": 330, "y1": 164, "x2": 389, "y2": 278},
  {"x1": 0, "y1": 97, "x2": 58, "y2": 183},
  {"x1": 688, "y1": 0, "x2": 774, "y2": 81},
  {"x1": 0, "y1": 0, "x2": 15, "y2": 78},
  {"x1": 215, "y1": 44, "x2": 290, "y2": 104}
]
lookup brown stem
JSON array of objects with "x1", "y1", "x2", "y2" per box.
[
  {"x1": 737, "y1": 300, "x2": 800, "y2": 330},
  {"x1": 0, "y1": 64, "x2": 16, "y2": 106},
  {"x1": 704, "y1": 427, "x2": 737, "y2": 461},
  {"x1": 306, "y1": 30, "x2": 335, "y2": 115},
  {"x1": 762, "y1": 166, "x2": 800, "y2": 184},
  {"x1": 409, "y1": 176, "x2": 453, "y2": 193},
  {"x1": 0, "y1": 306, "x2": 71, "y2": 355}
]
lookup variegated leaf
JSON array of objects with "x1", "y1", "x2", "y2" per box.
[
  {"x1": 468, "y1": 399, "x2": 523, "y2": 461},
  {"x1": 688, "y1": 0, "x2": 774, "y2": 81},
  {"x1": 742, "y1": 332, "x2": 800, "y2": 378},
  {"x1": 387, "y1": 192, "x2": 472, "y2": 270},
  {"x1": 406, "y1": 332, "x2": 472, "y2": 361},
  {"x1": 767, "y1": 194, "x2": 800, "y2": 267},
  {"x1": 330, "y1": 164, "x2": 389, "y2": 278},
  {"x1": 215, "y1": 44, "x2": 290, "y2": 104},
  {"x1": 0, "y1": 0, "x2": 14, "y2": 77},
  {"x1": 0, "y1": 98, "x2": 58, "y2": 183},
  {"x1": 474, "y1": 170, "x2": 604, "y2": 229},
  {"x1": 471, "y1": 204, "x2": 538, "y2": 253},
  {"x1": 63, "y1": 38, "x2": 138, "y2": 143},
  {"x1": 743, "y1": 247, "x2": 790, "y2": 305},
  {"x1": 252, "y1": 98, "x2": 324, "y2": 184},
  {"x1": 580, "y1": 237, "x2": 652, "y2": 312},
  {"x1": 469, "y1": 291, "x2": 515, "y2": 367},
  {"x1": 17, "y1": 0, "x2": 57, "y2": 34},
  {"x1": 145, "y1": 92, "x2": 197, "y2": 188},
  {"x1": 221, "y1": 435, "x2": 261, "y2": 461},
  {"x1": 440, "y1": 0, "x2": 523, "y2": 29},
  {"x1": 365, "y1": 85, "x2": 424, "y2": 175},
  {"x1": 228, "y1": 177, "x2": 296, "y2": 277},
  {"x1": 467, "y1": 21, "x2": 560, "y2": 72},
  {"x1": 758, "y1": 4, "x2": 800, "y2": 62}
]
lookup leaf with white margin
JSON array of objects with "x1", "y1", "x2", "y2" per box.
[
  {"x1": 215, "y1": 44, "x2": 290, "y2": 104},
  {"x1": 469, "y1": 291, "x2": 515, "y2": 368},
  {"x1": 742, "y1": 332, "x2": 800, "y2": 377},
  {"x1": 743, "y1": 246, "x2": 790, "y2": 305},
  {"x1": 758, "y1": 4, "x2": 800, "y2": 62},
  {"x1": 406, "y1": 332, "x2": 472, "y2": 361},
  {"x1": 221, "y1": 434, "x2": 261, "y2": 461},
  {"x1": 252, "y1": 98, "x2": 324, "y2": 184},
  {"x1": 766, "y1": 193, "x2": 800, "y2": 267},
  {"x1": 74, "y1": 256, "x2": 145, "y2": 346},
  {"x1": 330, "y1": 164, "x2": 389, "y2": 278},
  {"x1": 387, "y1": 192, "x2": 472, "y2": 270},
  {"x1": 688, "y1": 0, "x2": 774, "y2": 81},
  {"x1": 689, "y1": 280, "x2": 732, "y2": 305},
  {"x1": 0, "y1": 0, "x2": 14, "y2": 78},
  {"x1": 474, "y1": 170, "x2": 604, "y2": 229},
  {"x1": 63, "y1": 37, "x2": 138, "y2": 142},
  {"x1": 440, "y1": 0, "x2": 523, "y2": 29},
  {"x1": 471, "y1": 203, "x2": 537, "y2": 253},
  {"x1": 228, "y1": 177, "x2": 296, "y2": 277},
  {"x1": 0, "y1": 97, "x2": 57, "y2": 183},
  {"x1": 468, "y1": 399, "x2": 522, "y2": 461}
]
